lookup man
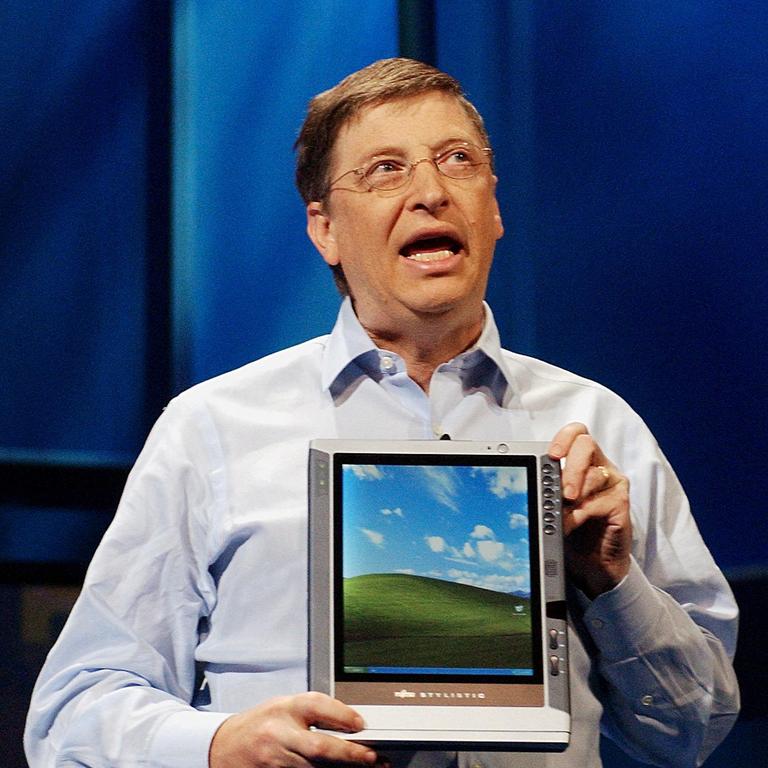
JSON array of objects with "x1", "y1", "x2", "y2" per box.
[{"x1": 26, "y1": 58, "x2": 738, "y2": 768}]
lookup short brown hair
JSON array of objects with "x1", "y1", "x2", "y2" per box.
[
  {"x1": 295, "y1": 58, "x2": 488, "y2": 204},
  {"x1": 294, "y1": 58, "x2": 490, "y2": 293}
]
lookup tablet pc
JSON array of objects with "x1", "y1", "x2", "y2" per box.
[{"x1": 308, "y1": 439, "x2": 569, "y2": 750}]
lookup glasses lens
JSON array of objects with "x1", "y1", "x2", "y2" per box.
[
  {"x1": 364, "y1": 160, "x2": 409, "y2": 191},
  {"x1": 437, "y1": 144, "x2": 488, "y2": 179},
  {"x1": 361, "y1": 145, "x2": 491, "y2": 191}
]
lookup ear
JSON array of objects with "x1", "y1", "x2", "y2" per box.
[
  {"x1": 491, "y1": 176, "x2": 504, "y2": 240},
  {"x1": 306, "y1": 202, "x2": 339, "y2": 266}
]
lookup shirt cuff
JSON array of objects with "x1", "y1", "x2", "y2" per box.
[
  {"x1": 148, "y1": 709, "x2": 232, "y2": 768},
  {"x1": 580, "y1": 558, "x2": 667, "y2": 662}
]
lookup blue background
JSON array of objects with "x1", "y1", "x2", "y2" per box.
[
  {"x1": 1, "y1": 2, "x2": 766, "y2": 765},
  {"x1": 2, "y1": 0, "x2": 765, "y2": 569}
]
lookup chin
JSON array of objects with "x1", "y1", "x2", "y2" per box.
[{"x1": 406, "y1": 291, "x2": 479, "y2": 319}]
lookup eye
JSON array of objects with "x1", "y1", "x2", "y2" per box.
[
  {"x1": 440, "y1": 146, "x2": 476, "y2": 167},
  {"x1": 366, "y1": 158, "x2": 406, "y2": 178}
]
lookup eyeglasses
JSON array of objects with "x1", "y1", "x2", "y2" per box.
[{"x1": 327, "y1": 142, "x2": 493, "y2": 194}]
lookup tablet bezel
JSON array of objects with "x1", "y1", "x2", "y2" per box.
[{"x1": 308, "y1": 439, "x2": 570, "y2": 750}]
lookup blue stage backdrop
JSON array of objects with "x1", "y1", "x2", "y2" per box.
[
  {"x1": 1, "y1": 1, "x2": 766, "y2": 573},
  {"x1": 1, "y1": 3, "x2": 767, "y2": 767},
  {"x1": 171, "y1": 0, "x2": 398, "y2": 389},
  {"x1": 0, "y1": 0, "x2": 152, "y2": 466}
]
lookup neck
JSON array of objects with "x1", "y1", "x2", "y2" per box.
[{"x1": 360, "y1": 306, "x2": 485, "y2": 392}]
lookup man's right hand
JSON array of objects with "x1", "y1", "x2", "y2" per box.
[{"x1": 208, "y1": 691, "x2": 378, "y2": 768}]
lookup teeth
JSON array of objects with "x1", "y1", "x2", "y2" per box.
[{"x1": 406, "y1": 249, "x2": 453, "y2": 262}]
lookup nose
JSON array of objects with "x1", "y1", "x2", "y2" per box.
[{"x1": 405, "y1": 157, "x2": 449, "y2": 213}]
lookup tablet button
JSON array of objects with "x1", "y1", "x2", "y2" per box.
[
  {"x1": 544, "y1": 512, "x2": 555, "y2": 523},
  {"x1": 549, "y1": 655, "x2": 560, "y2": 676},
  {"x1": 549, "y1": 629, "x2": 559, "y2": 650},
  {"x1": 544, "y1": 524, "x2": 557, "y2": 535}
]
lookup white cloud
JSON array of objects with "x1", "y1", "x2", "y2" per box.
[
  {"x1": 509, "y1": 513, "x2": 528, "y2": 529},
  {"x1": 470, "y1": 524, "x2": 494, "y2": 539},
  {"x1": 395, "y1": 568, "x2": 415, "y2": 575},
  {"x1": 446, "y1": 556, "x2": 477, "y2": 566},
  {"x1": 447, "y1": 568, "x2": 529, "y2": 593},
  {"x1": 446, "y1": 544, "x2": 475, "y2": 566},
  {"x1": 380, "y1": 507, "x2": 403, "y2": 517},
  {"x1": 463, "y1": 541, "x2": 476, "y2": 557},
  {"x1": 448, "y1": 568, "x2": 479, "y2": 581},
  {"x1": 349, "y1": 465, "x2": 384, "y2": 481},
  {"x1": 477, "y1": 540, "x2": 505, "y2": 562},
  {"x1": 479, "y1": 467, "x2": 528, "y2": 498},
  {"x1": 425, "y1": 535, "x2": 446, "y2": 553},
  {"x1": 361, "y1": 528, "x2": 384, "y2": 546},
  {"x1": 479, "y1": 573, "x2": 528, "y2": 591},
  {"x1": 420, "y1": 466, "x2": 459, "y2": 511}
]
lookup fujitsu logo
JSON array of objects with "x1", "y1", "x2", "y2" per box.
[{"x1": 394, "y1": 689, "x2": 486, "y2": 700}]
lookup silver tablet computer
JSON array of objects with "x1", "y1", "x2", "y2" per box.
[{"x1": 308, "y1": 439, "x2": 569, "y2": 751}]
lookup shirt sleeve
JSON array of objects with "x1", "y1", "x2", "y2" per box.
[
  {"x1": 574, "y1": 411, "x2": 740, "y2": 768},
  {"x1": 575, "y1": 560, "x2": 739, "y2": 767},
  {"x1": 24, "y1": 398, "x2": 230, "y2": 767}
]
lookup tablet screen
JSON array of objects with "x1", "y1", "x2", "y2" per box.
[{"x1": 335, "y1": 454, "x2": 543, "y2": 685}]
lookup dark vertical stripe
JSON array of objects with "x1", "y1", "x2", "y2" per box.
[
  {"x1": 398, "y1": 0, "x2": 436, "y2": 64},
  {"x1": 142, "y1": 1, "x2": 174, "y2": 418}
]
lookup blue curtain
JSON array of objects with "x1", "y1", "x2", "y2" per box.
[
  {"x1": 1, "y1": 0, "x2": 765, "y2": 571},
  {"x1": 0, "y1": 0, "x2": 152, "y2": 464},
  {"x1": 171, "y1": 0, "x2": 398, "y2": 388}
]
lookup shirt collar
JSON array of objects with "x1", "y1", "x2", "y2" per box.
[{"x1": 321, "y1": 297, "x2": 512, "y2": 403}]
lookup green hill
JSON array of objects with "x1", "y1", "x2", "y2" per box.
[{"x1": 343, "y1": 573, "x2": 532, "y2": 670}]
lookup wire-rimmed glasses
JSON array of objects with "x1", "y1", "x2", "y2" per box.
[{"x1": 328, "y1": 142, "x2": 493, "y2": 194}]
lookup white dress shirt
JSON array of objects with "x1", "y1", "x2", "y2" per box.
[{"x1": 25, "y1": 299, "x2": 738, "y2": 768}]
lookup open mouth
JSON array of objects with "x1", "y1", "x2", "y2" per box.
[{"x1": 400, "y1": 236, "x2": 462, "y2": 263}]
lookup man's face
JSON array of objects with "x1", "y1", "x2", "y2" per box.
[{"x1": 307, "y1": 91, "x2": 504, "y2": 335}]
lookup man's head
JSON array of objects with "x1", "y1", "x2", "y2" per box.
[
  {"x1": 295, "y1": 58, "x2": 493, "y2": 296},
  {"x1": 297, "y1": 59, "x2": 503, "y2": 342}
]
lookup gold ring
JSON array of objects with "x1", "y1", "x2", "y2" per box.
[{"x1": 597, "y1": 465, "x2": 610, "y2": 483}]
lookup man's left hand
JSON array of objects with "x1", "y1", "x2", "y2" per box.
[{"x1": 548, "y1": 422, "x2": 632, "y2": 598}]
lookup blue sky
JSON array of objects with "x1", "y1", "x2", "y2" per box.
[{"x1": 342, "y1": 463, "x2": 532, "y2": 594}]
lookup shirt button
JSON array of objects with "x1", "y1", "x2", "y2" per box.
[
  {"x1": 591, "y1": 618, "x2": 604, "y2": 629},
  {"x1": 641, "y1": 694, "x2": 653, "y2": 706},
  {"x1": 380, "y1": 356, "x2": 395, "y2": 372}
]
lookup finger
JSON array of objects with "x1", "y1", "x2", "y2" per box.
[
  {"x1": 560, "y1": 433, "x2": 608, "y2": 500},
  {"x1": 562, "y1": 478, "x2": 629, "y2": 535},
  {"x1": 581, "y1": 464, "x2": 613, "y2": 499},
  {"x1": 562, "y1": 502, "x2": 600, "y2": 536},
  {"x1": 249, "y1": 716, "x2": 376, "y2": 768},
  {"x1": 291, "y1": 691, "x2": 365, "y2": 734},
  {"x1": 548, "y1": 422, "x2": 589, "y2": 460},
  {"x1": 296, "y1": 729, "x2": 377, "y2": 766}
]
